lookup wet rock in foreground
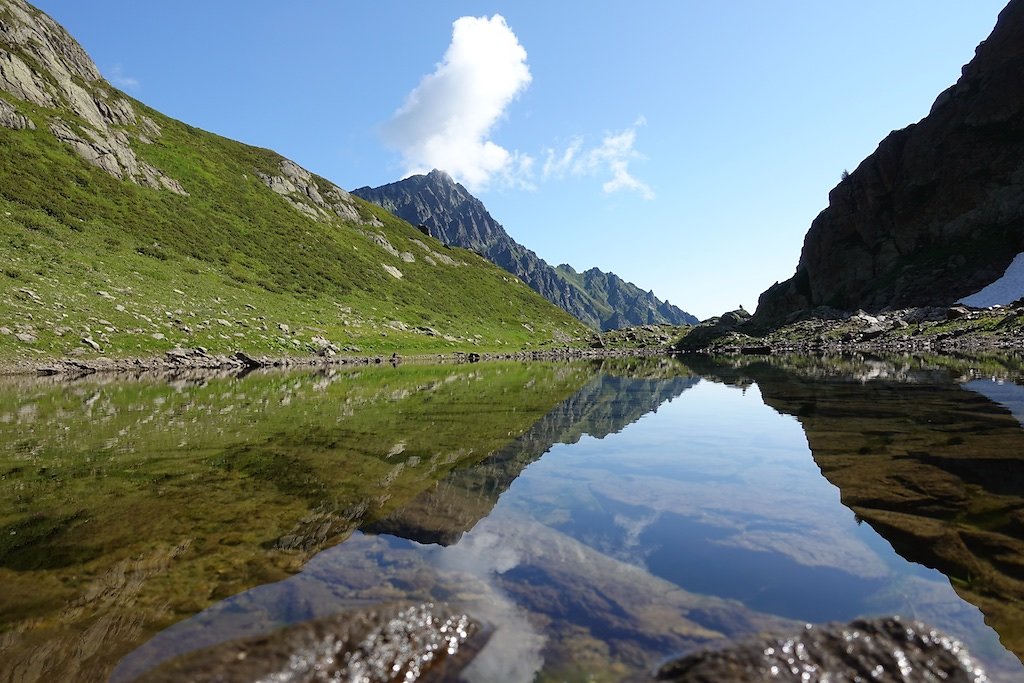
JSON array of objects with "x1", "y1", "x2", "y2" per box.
[
  {"x1": 656, "y1": 617, "x2": 987, "y2": 683},
  {"x1": 133, "y1": 603, "x2": 481, "y2": 683}
]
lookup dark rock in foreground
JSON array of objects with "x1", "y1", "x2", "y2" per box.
[
  {"x1": 132, "y1": 603, "x2": 481, "y2": 683},
  {"x1": 656, "y1": 617, "x2": 987, "y2": 682}
]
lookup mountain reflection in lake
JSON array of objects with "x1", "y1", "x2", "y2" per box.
[{"x1": 2, "y1": 355, "x2": 1024, "y2": 682}]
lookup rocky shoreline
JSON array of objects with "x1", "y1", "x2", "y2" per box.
[
  {"x1": 5, "y1": 303, "x2": 1024, "y2": 378},
  {"x1": 0, "y1": 344, "x2": 672, "y2": 379},
  {"x1": 676, "y1": 303, "x2": 1024, "y2": 355}
]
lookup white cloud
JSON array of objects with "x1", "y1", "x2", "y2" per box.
[
  {"x1": 107, "y1": 64, "x2": 140, "y2": 90},
  {"x1": 382, "y1": 14, "x2": 532, "y2": 191},
  {"x1": 542, "y1": 118, "x2": 654, "y2": 199}
]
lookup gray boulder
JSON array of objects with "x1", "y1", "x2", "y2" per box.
[
  {"x1": 131, "y1": 603, "x2": 480, "y2": 683},
  {"x1": 656, "y1": 617, "x2": 986, "y2": 682}
]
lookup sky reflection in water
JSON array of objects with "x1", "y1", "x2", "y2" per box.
[{"x1": 115, "y1": 372, "x2": 1023, "y2": 682}]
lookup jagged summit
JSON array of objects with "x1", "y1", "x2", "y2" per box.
[
  {"x1": 354, "y1": 170, "x2": 698, "y2": 330},
  {"x1": 754, "y1": 0, "x2": 1024, "y2": 325}
]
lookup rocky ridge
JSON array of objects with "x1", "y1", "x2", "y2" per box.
[
  {"x1": 353, "y1": 170, "x2": 698, "y2": 331},
  {"x1": 754, "y1": 0, "x2": 1024, "y2": 325},
  {"x1": 0, "y1": 0, "x2": 186, "y2": 193}
]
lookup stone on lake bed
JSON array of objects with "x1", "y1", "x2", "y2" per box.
[
  {"x1": 130, "y1": 603, "x2": 481, "y2": 683},
  {"x1": 656, "y1": 617, "x2": 986, "y2": 682}
]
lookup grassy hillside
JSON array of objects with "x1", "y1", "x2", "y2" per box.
[{"x1": 0, "y1": 24, "x2": 587, "y2": 365}]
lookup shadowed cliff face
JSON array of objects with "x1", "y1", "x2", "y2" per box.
[
  {"x1": 352, "y1": 171, "x2": 698, "y2": 331},
  {"x1": 755, "y1": 0, "x2": 1024, "y2": 324},
  {"x1": 687, "y1": 354, "x2": 1024, "y2": 663}
]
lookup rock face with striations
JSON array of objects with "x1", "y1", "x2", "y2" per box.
[
  {"x1": 754, "y1": 0, "x2": 1024, "y2": 326},
  {"x1": 0, "y1": 0, "x2": 187, "y2": 193},
  {"x1": 354, "y1": 170, "x2": 698, "y2": 331}
]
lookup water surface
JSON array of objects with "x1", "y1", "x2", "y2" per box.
[{"x1": 1, "y1": 354, "x2": 1023, "y2": 682}]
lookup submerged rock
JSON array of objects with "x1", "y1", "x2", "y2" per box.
[
  {"x1": 132, "y1": 603, "x2": 481, "y2": 683},
  {"x1": 656, "y1": 617, "x2": 987, "y2": 682}
]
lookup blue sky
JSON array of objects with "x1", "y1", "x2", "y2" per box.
[{"x1": 32, "y1": 1, "x2": 1007, "y2": 319}]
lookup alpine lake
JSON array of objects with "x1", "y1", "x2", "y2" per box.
[{"x1": 2, "y1": 352, "x2": 1024, "y2": 682}]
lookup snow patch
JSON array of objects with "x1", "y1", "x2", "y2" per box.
[{"x1": 958, "y1": 251, "x2": 1024, "y2": 307}]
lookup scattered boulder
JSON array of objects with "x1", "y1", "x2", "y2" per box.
[
  {"x1": 309, "y1": 335, "x2": 340, "y2": 357},
  {"x1": 232, "y1": 351, "x2": 263, "y2": 368},
  {"x1": 656, "y1": 617, "x2": 986, "y2": 683},
  {"x1": 676, "y1": 308, "x2": 752, "y2": 350},
  {"x1": 859, "y1": 323, "x2": 888, "y2": 341},
  {"x1": 164, "y1": 347, "x2": 192, "y2": 362},
  {"x1": 81, "y1": 336, "x2": 101, "y2": 351},
  {"x1": 947, "y1": 305, "x2": 971, "y2": 320},
  {"x1": 132, "y1": 603, "x2": 481, "y2": 683}
]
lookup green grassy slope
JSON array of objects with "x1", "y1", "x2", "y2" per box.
[{"x1": 0, "y1": 45, "x2": 586, "y2": 365}]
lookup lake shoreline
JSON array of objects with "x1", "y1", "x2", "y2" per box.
[
  {"x1": 676, "y1": 304, "x2": 1024, "y2": 356},
  {"x1": 0, "y1": 345, "x2": 671, "y2": 378}
]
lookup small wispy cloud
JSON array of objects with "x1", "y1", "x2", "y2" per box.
[
  {"x1": 382, "y1": 14, "x2": 532, "y2": 192},
  {"x1": 107, "y1": 64, "x2": 140, "y2": 91},
  {"x1": 542, "y1": 118, "x2": 654, "y2": 199}
]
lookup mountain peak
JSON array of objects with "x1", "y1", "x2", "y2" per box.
[
  {"x1": 354, "y1": 177, "x2": 699, "y2": 330},
  {"x1": 426, "y1": 169, "x2": 455, "y2": 184}
]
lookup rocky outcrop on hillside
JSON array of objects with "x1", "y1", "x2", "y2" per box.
[
  {"x1": 0, "y1": 0, "x2": 187, "y2": 193},
  {"x1": 754, "y1": 0, "x2": 1024, "y2": 326},
  {"x1": 256, "y1": 158, "x2": 381, "y2": 229},
  {"x1": 353, "y1": 170, "x2": 697, "y2": 330}
]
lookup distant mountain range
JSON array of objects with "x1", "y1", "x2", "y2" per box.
[{"x1": 354, "y1": 170, "x2": 698, "y2": 331}]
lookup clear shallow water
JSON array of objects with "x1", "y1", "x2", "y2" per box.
[{"x1": 2, "y1": 356, "x2": 1024, "y2": 682}]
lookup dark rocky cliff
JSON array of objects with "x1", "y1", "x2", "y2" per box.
[
  {"x1": 353, "y1": 171, "x2": 698, "y2": 330},
  {"x1": 754, "y1": 0, "x2": 1024, "y2": 326}
]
